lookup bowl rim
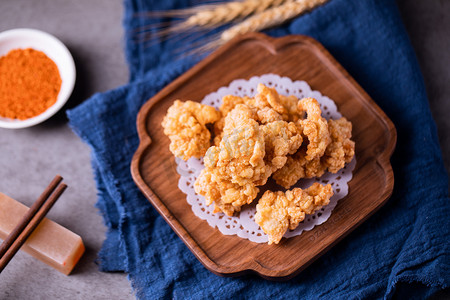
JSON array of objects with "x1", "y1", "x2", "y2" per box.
[{"x1": 0, "y1": 28, "x2": 76, "y2": 129}]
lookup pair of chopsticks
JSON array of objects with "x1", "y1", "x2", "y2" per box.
[{"x1": 0, "y1": 175, "x2": 67, "y2": 273}]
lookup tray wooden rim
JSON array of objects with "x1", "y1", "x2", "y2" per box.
[{"x1": 131, "y1": 33, "x2": 397, "y2": 279}]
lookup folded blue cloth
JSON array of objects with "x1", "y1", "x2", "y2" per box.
[{"x1": 67, "y1": 0, "x2": 450, "y2": 298}]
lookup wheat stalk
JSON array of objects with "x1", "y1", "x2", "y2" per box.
[
  {"x1": 135, "y1": 0, "x2": 328, "y2": 57},
  {"x1": 183, "y1": 0, "x2": 292, "y2": 28},
  {"x1": 219, "y1": 0, "x2": 328, "y2": 43},
  {"x1": 136, "y1": 0, "x2": 294, "y2": 38}
]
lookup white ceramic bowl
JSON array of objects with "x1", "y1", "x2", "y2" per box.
[{"x1": 0, "y1": 28, "x2": 76, "y2": 129}]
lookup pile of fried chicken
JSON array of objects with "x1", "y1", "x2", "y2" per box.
[{"x1": 162, "y1": 83, "x2": 355, "y2": 244}]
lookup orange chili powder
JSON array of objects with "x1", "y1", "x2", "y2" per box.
[{"x1": 0, "y1": 48, "x2": 62, "y2": 120}]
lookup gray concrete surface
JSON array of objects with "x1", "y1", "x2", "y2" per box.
[
  {"x1": 0, "y1": 1, "x2": 133, "y2": 299},
  {"x1": 0, "y1": 1, "x2": 448, "y2": 299}
]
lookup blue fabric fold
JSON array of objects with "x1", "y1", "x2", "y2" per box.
[{"x1": 67, "y1": 0, "x2": 450, "y2": 298}]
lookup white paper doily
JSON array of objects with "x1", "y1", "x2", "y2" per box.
[{"x1": 176, "y1": 74, "x2": 356, "y2": 243}]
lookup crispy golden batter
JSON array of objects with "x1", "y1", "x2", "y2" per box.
[
  {"x1": 279, "y1": 94, "x2": 302, "y2": 122},
  {"x1": 254, "y1": 83, "x2": 287, "y2": 115},
  {"x1": 195, "y1": 105, "x2": 267, "y2": 215},
  {"x1": 211, "y1": 105, "x2": 267, "y2": 185},
  {"x1": 216, "y1": 84, "x2": 303, "y2": 125},
  {"x1": 214, "y1": 84, "x2": 300, "y2": 137},
  {"x1": 213, "y1": 116, "x2": 225, "y2": 146},
  {"x1": 197, "y1": 105, "x2": 304, "y2": 215},
  {"x1": 272, "y1": 148, "x2": 327, "y2": 189},
  {"x1": 298, "y1": 98, "x2": 330, "y2": 160},
  {"x1": 255, "y1": 183, "x2": 333, "y2": 245},
  {"x1": 214, "y1": 96, "x2": 255, "y2": 145},
  {"x1": 273, "y1": 118, "x2": 355, "y2": 188},
  {"x1": 222, "y1": 104, "x2": 258, "y2": 134},
  {"x1": 322, "y1": 117, "x2": 355, "y2": 173},
  {"x1": 162, "y1": 100, "x2": 221, "y2": 160},
  {"x1": 219, "y1": 95, "x2": 254, "y2": 116},
  {"x1": 194, "y1": 168, "x2": 259, "y2": 216},
  {"x1": 256, "y1": 107, "x2": 284, "y2": 124},
  {"x1": 259, "y1": 121, "x2": 303, "y2": 184}
]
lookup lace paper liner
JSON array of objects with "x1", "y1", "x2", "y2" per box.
[{"x1": 176, "y1": 74, "x2": 356, "y2": 243}]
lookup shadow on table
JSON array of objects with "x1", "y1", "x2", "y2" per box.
[
  {"x1": 38, "y1": 46, "x2": 94, "y2": 129},
  {"x1": 70, "y1": 242, "x2": 123, "y2": 276}
]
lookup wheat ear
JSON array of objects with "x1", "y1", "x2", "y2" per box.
[
  {"x1": 134, "y1": 0, "x2": 296, "y2": 44},
  {"x1": 183, "y1": 0, "x2": 292, "y2": 28},
  {"x1": 219, "y1": 0, "x2": 328, "y2": 43},
  {"x1": 138, "y1": 0, "x2": 293, "y2": 34}
]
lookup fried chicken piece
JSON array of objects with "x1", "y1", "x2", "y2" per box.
[
  {"x1": 220, "y1": 87, "x2": 285, "y2": 125},
  {"x1": 219, "y1": 95, "x2": 254, "y2": 116},
  {"x1": 254, "y1": 84, "x2": 303, "y2": 122},
  {"x1": 273, "y1": 117, "x2": 355, "y2": 188},
  {"x1": 258, "y1": 121, "x2": 303, "y2": 185},
  {"x1": 213, "y1": 85, "x2": 292, "y2": 145},
  {"x1": 255, "y1": 183, "x2": 333, "y2": 245},
  {"x1": 279, "y1": 94, "x2": 302, "y2": 122},
  {"x1": 254, "y1": 83, "x2": 287, "y2": 115},
  {"x1": 218, "y1": 84, "x2": 285, "y2": 124},
  {"x1": 322, "y1": 117, "x2": 355, "y2": 173},
  {"x1": 195, "y1": 105, "x2": 267, "y2": 215},
  {"x1": 194, "y1": 168, "x2": 259, "y2": 216},
  {"x1": 256, "y1": 107, "x2": 284, "y2": 124},
  {"x1": 221, "y1": 103, "x2": 258, "y2": 134},
  {"x1": 162, "y1": 100, "x2": 221, "y2": 160},
  {"x1": 298, "y1": 98, "x2": 331, "y2": 160},
  {"x1": 214, "y1": 105, "x2": 266, "y2": 185},
  {"x1": 272, "y1": 148, "x2": 327, "y2": 189},
  {"x1": 271, "y1": 98, "x2": 330, "y2": 188},
  {"x1": 214, "y1": 96, "x2": 256, "y2": 145}
]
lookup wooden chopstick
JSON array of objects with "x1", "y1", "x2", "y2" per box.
[
  {"x1": 0, "y1": 175, "x2": 63, "y2": 258},
  {"x1": 0, "y1": 176, "x2": 67, "y2": 273}
]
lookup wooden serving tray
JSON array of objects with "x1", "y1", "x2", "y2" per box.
[{"x1": 131, "y1": 33, "x2": 396, "y2": 280}]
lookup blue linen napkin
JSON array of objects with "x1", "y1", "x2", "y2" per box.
[{"x1": 67, "y1": 0, "x2": 450, "y2": 298}]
